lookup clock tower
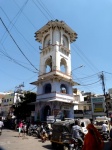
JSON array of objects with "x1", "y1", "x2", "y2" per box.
[{"x1": 31, "y1": 20, "x2": 78, "y2": 121}]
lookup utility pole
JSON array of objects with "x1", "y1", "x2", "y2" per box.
[
  {"x1": 99, "y1": 71, "x2": 108, "y2": 116},
  {"x1": 99, "y1": 71, "x2": 106, "y2": 96}
]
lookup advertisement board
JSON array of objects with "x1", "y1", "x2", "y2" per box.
[{"x1": 91, "y1": 97, "x2": 105, "y2": 114}]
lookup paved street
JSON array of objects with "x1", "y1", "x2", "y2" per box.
[
  {"x1": 0, "y1": 129, "x2": 112, "y2": 150},
  {"x1": 0, "y1": 129, "x2": 52, "y2": 150}
]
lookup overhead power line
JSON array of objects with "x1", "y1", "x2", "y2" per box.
[
  {"x1": 79, "y1": 79, "x2": 101, "y2": 86},
  {"x1": 0, "y1": 46, "x2": 37, "y2": 73},
  {"x1": 0, "y1": 17, "x2": 39, "y2": 72},
  {"x1": 73, "y1": 72, "x2": 101, "y2": 80},
  {"x1": 37, "y1": 0, "x2": 55, "y2": 20},
  {"x1": 32, "y1": 0, "x2": 49, "y2": 20}
]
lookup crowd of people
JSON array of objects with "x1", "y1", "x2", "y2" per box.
[{"x1": 1, "y1": 115, "x2": 112, "y2": 149}]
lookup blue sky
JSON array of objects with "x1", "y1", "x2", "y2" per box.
[{"x1": 0, "y1": 0, "x2": 112, "y2": 94}]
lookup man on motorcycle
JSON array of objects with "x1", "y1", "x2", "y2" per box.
[{"x1": 72, "y1": 120, "x2": 85, "y2": 144}]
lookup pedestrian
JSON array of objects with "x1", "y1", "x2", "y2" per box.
[
  {"x1": 82, "y1": 123, "x2": 104, "y2": 150},
  {"x1": 18, "y1": 120, "x2": 23, "y2": 137},
  {"x1": 22, "y1": 122, "x2": 27, "y2": 138},
  {"x1": 0, "y1": 117, "x2": 4, "y2": 135}
]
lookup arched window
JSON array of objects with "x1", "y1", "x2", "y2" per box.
[
  {"x1": 63, "y1": 35, "x2": 68, "y2": 48},
  {"x1": 45, "y1": 57, "x2": 52, "y2": 73},
  {"x1": 44, "y1": 83, "x2": 51, "y2": 93},
  {"x1": 60, "y1": 58, "x2": 67, "y2": 73},
  {"x1": 60, "y1": 84, "x2": 67, "y2": 94},
  {"x1": 43, "y1": 34, "x2": 50, "y2": 48}
]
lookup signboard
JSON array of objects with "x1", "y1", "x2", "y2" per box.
[
  {"x1": 47, "y1": 115, "x2": 55, "y2": 123},
  {"x1": 91, "y1": 97, "x2": 105, "y2": 114},
  {"x1": 62, "y1": 105, "x2": 70, "y2": 110},
  {"x1": 74, "y1": 110, "x2": 83, "y2": 118},
  {"x1": 94, "y1": 108, "x2": 104, "y2": 112},
  {"x1": 61, "y1": 103, "x2": 71, "y2": 110}
]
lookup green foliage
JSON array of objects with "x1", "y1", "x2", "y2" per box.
[{"x1": 14, "y1": 91, "x2": 36, "y2": 119}]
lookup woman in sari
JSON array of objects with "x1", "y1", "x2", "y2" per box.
[{"x1": 82, "y1": 123, "x2": 104, "y2": 150}]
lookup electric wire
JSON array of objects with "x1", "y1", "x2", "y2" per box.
[
  {"x1": 0, "y1": 47, "x2": 37, "y2": 73},
  {"x1": 73, "y1": 72, "x2": 102, "y2": 80},
  {"x1": 13, "y1": 0, "x2": 37, "y2": 29},
  {"x1": 0, "y1": 7, "x2": 38, "y2": 53},
  {"x1": 32, "y1": 0, "x2": 50, "y2": 21},
  {"x1": 0, "y1": 0, "x2": 29, "y2": 44},
  {"x1": 71, "y1": 44, "x2": 99, "y2": 73},
  {"x1": 0, "y1": 17, "x2": 39, "y2": 72},
  {"x1": 37, "y1": 0, "x2": 55, "y2": 20},
  {"x1": 79, "y1": 79, "x2": 101, "y2": 86}
]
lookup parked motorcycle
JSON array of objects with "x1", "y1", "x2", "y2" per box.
[
  {"x1": 38, "y1": 124, "x2": 52, "y2": 140},
  {"x1": 27, "y1": 124, "x2": 40, "y2": 137}
]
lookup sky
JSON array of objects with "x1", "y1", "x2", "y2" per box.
[{"x1": 0, "y1": 0, "x2": 112, "y2": 95}]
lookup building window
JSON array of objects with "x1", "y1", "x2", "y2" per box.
[
  {"x1": 60, "y1": 84, "x2": 67, "y2": 94},
  {"x1": 44, "y1": 83, "x2": 51, "y2": 93}
]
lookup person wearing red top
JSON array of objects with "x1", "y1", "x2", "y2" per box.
[
  {"x1": 82, "y1": 123, "x2": 104, "y2": 150},
  {"x1": 18, "y1": 121, "x2": 23, "y2": 137}
]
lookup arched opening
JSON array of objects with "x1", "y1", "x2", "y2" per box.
[
  {"x1": 60, "y1": 58, "x2": 67, "y2": 73},
  {"x1": 44, "y1": 83, "x2": 51, "y2": 93},
  {"x1": 43, "y1": 34, "x2": 50, "y2": 48},
  {"x1": 63, "y1": 35, "x2": 68, "y2": 48},
  {"x1": 60, "y1": 84, "x2": 67, "y2": 94},
  {"x1": 45, "y1": 57, "x2": 52, "y2": 73},
  {"x1": 43, "y1": 105, "x2": 51, "y2": 121}
]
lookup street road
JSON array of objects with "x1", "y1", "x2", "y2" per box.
[
  {"x1": 0, "y1": 129, "x2": 112, "y2": 150},
  {"x1": 0, "y1": 129, "x2": 52, "y2": 150}
]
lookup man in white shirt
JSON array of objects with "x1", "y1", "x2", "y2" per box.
[
  {"x1": 102, "y1": 121, "x2": 108, "y2": 132},
  {"x1": 0, "y1": 117, "x2": 4, "y2": 134},
  {"x1": 72, "y1": 120, "x2": 85, "y2": 144}
]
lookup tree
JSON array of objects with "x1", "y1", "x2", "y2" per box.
[{"x1": 14, "y1": 91, "x2": 36, "y2": 119}]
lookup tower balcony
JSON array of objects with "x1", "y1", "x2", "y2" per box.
[
  {"x1": 31, "y1": 70, "x2": 79, "y2": 86},
  {"x1": 36, "y1": 91, "x2": 74, "y2": 103},
  {"x1": 39, "y1": 70, "x2": 71, "y2": 80},
  {"x1": 35, "y1": 70, "x2": 78, "y2": 86}
]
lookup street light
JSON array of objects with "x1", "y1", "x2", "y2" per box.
[{"x1": 71, "y1": 65, "x2": 84, "y2": 75}]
